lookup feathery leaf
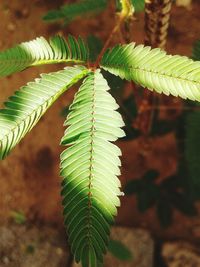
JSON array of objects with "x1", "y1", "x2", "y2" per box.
[
  {"x1": 101, "y1": 43, "x2": 200, "y2": 101},
  {"x1": 60, "y1": 70, "x2": 125, "y2": 266},
  {"x1": 0, "y1": 35, "x2": 88, "y2": 77},
  {"x1": 0, "y1": 66, "x2": 88, "y2": 159},
  {"x1": 43, "y1": 0, "x2": 107, "y2": 23}
]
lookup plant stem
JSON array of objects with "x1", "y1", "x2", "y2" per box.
[{"x1": 94, "y1": 15, "x2": 124, "y2": 68}]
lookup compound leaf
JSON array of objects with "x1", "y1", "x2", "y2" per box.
[
  {"x1": 0, "y1": 66, "x2": 88, "y2": 159},
  {"x1": 60, "y1": 70, "x2": 125, "y2": 266},
  {"x1": 101, "y1": 43, "x2": 200, "y2": 102},
  {"x1": 0, "y1": 35, "x2": 89, "y2": 77}
]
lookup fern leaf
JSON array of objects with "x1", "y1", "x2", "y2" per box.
[
  {"x1": 192, "y1": 39, "x2": 200, "y2": 61},
  {"x1": 0, "y1": 35, "x2": 89, "y2": 77},
  {"x1": 43, "y1": 0, "x2": 107, "y2": 23},
  {"x1": 0, "y1": 66, "x2": 88, "y2": 159},
  {"x1": 60, "y1": 70, "x2": 125, "y2": 266},
  {"x1": 101, "y1": 43, "x2": 200, "y2": 101}
]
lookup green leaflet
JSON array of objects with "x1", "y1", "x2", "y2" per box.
[
  {"x1": 0, "y1": 35, "x2": 89, "y2": 77},
  {"x1": 192, "y1": 39, "x2": 200, "y2": 61},
  {"x1": 60, "y1": 70, "x2": 125, "y2": 266},
  {"x1": 100, "y1": 43, "x2": 200, "y2": 101},
  {"x1": 0, "y1": 66, "x2": 88, "y2": 159},
  {"x1": 43, "y1": 0, "x2": 107, "y2": 23}
]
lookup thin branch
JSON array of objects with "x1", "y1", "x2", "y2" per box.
[{"x1": 94, "y1": 15, "x2": 125, "y2": 68}]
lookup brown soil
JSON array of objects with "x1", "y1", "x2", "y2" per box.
[{"x1": 0, "y1": 0, "x2": 200, "y2": 265}]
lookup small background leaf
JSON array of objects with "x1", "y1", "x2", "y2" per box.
[
  {"x1": 108, "y1": 239, "x2": 133, "y2": 261},
  {"x1": 43, "y1": 0, "x2": 107, "y2": 23},
  {"x1": 192, "y1": 39, "x2": 200, "y2": 61},
  {"x1": 10, "y1": 210, "x2": 26, "y2": 224}
]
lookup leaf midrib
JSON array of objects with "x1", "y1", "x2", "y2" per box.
[
  {"x1": 87, "y1": 73, "x2": 96, "y2": 245},
  {"x1": 0, "y1": 58, "x2": 85, "y2": 65},
  {"x1": 103, "y1": 63, "x2": 200, "y2": 86},
  {"x1": 0, "y1": 70, "x2": 88, "y2": 158}
]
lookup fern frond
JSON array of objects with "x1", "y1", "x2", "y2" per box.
[
  {"x1": 0, "y1": 66, "x2": 88, "y2": 159},
  {"x1": 60, "y1": 70, "x2": 125, "y2": 266},
  {"x1": 0, "y1": 35, "x2": 89, "y2": 77},
  {"x1": 43, "y1": 0, "x2": 107, "y2": 23},
  {"x1": 101, "y1": 43, "x2": 200, "y2": 101},
  {"x1": 192, "y1": 40, "x2": 200, "y2": 61}
]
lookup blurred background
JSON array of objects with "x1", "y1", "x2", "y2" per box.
[{"x1": 0, "y1": 0, "x2": 200, "y2": 266}]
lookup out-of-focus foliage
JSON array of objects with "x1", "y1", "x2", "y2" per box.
[
  {"x1": 192, "y1": 39, "x2": 200, "y2": 62},
  {"x1": 116, "y1": 0, "x2": 145, "y2": 13},
  {"x1": 10, "y1": 210, "x2": 26, "y2": 224},
  {"x1": 131, "y1": 0, "x2": 145, "y2": 12},
  {"x1": 125, "y1": 170, "x2": 197, "y2": 227},
  {"x1": 108, "y1": 239, "x2": 132, "y2": 261},
  {"x1": 43, "y1": 0, "x2": 108, "y2": 23},
  {"x1": 43, "y1": 0, "x2": 145, "y2": 25}
]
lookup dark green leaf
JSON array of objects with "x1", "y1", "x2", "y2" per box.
[
  {"x1": 108, "y1": 239, "x2": 132, "y2": 261},
  {"x1": 143, "y1": 170, "x2": 159, "y2": 182},
  {"x1": 156, "y1": 198, "x2": 172, "y2": 228},
  {"x1": 171, "y1": 191, "x2": 197, "y2": 216},
  {"x1": 137, "y1": 184, "x2": 159, "y2": 212},
  {"x1": 124, "y1": 179, "x2": 142, "y2": 195},
  {"x1": 192, "y1": 39, "x2": 200, "y2": 61},
  {"x1": 43, "y1": 0, "x2": 107, "y2": 23}
]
